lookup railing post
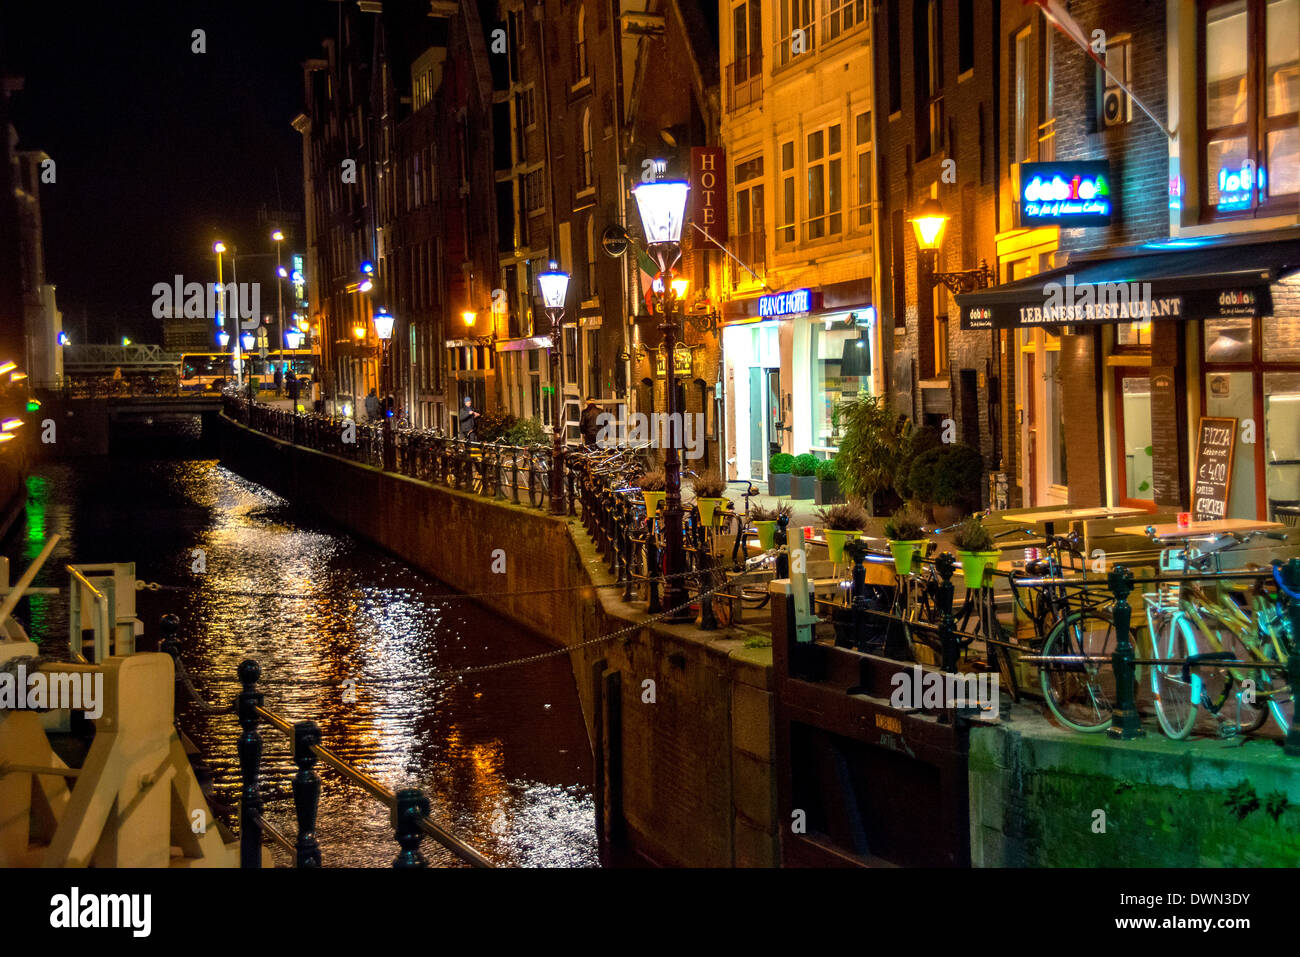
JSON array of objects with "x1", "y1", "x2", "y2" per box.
[
  {"x1": 393, "y1": 788, "x2": 432, "y2": 868},
  {"x1": 622, "y1": 500, "x2": 635, "y2": 602},
  {"x1": 1282, "y1": 559, "x2": 1300, "y2": 755},
  {"x1": 236, "y1": 659, "x2": 264, "y2": 868},
  {"x1": 936, "y1": 552, "x2": 959, "y2": 673},
  {"x1": 292, "y1": 720, "x2": 323, "y2": 867},
  {"x1": 1105, "y1": 564, "x2": 1145, "y2": 740},
  {"x1": 775, "y1": 516, "x2": 790, "y2": 579},
  {"x1": 646, "y1": 522, "x2": 662, "y2": 614}
]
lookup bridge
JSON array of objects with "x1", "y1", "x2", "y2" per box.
[{"x1": 34, "y1": 374, "x2": 221, "y2": 456}]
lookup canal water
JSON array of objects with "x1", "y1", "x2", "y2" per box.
[{"x1": 6, "y1": 448, "x2": 599, "y2": 868}]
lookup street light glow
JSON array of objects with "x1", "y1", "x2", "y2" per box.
[
  {"x1": 909, "y1": 197, "x2": 950, "y2": 251},
  {"x1": 670, "y1": 277, "x2": 690, "y2": 299},
  {"x1": 217, "y1": 331, "x2": 230, "y2": 347},
  {"x1": 536, "y1": 262, "x2": 570, "y2": 309},
  {"x1": 462, "y1": 310, "x2": 477, "y2": 328},
  {"x1": 271, "y1": 230, "x2": 284, "y2": 242},
  {"x1": 374, "y1": 308, "x2": 396, "y2": 341},
  {"x1": 631, "y1": 180, "x2": 690, "y2": 246},
  {"x1": 214, "y1": 241, "x2": 226, "y2": 254}
]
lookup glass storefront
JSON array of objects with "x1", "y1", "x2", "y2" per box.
[{"x1": 808, "y1": 319, "x2": 868, "y2": 449}]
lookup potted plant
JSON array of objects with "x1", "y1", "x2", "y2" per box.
[
  {"x1": 637, "y1": 468, "x2": 667, "y2": 516},
  {"x1": 952, "y1": 514, "x2": 1001, "y2": 589},
  {"x1": 750, "y1": 502, "x2": 791, "y2": 550},
  {"x1": 690, "y1": 471, "x2": 728, "y2": 527},
  {"x1": 768, "y1": 453, "x2": 794, "y2": 496},
  {"x1": 790, "y1": 453, "x2": 819, "y2": 499},
  {"x1": 814, "y1": 457, "x2": 845, "y2": 505},
  {"x1": 816, "y1": 502, "x2": 869, "y2": 563},
  {"x1": 884, "y1": 506, "x2": 928, "y2": 576},
  {"x1": 836, "y1": 394, "x2": 907, "y2": 514},
  {"x1": 907, "y1": 442, "x2": 983, "y2": 526},
  {"x1": 894, "y1": 424, "x2": 941, "y2": 504}
]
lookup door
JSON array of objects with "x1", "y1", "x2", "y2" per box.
[
  {"x1": 1025, "y1": 352, "x2": 1037, "y2": 504},
  {"x1": 767, "y1": 368, "x2": 783, "y2": 460},
  {"x1": 749, "y1": 367, "x2": 765, "y2": 477},
  {"x1": 1114, "y1": 366, "x2": 1155, "y2": 508}
]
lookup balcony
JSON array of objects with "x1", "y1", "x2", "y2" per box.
[
  {"x1": 725, "y1": 54, "x2": 763, "y2": 114},
  {"x1": 771, "y1": 0, "x2": 868, "y2": 74}
]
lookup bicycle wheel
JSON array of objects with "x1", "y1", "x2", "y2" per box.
[
  {"x1": 1149, "y1": 612, "x2": 1199, "y2": 740},
  {"x1": 1039, "y1": 609, "x2": 1124, "y2": 733}
]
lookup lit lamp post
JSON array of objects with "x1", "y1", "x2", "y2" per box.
[
  {"x1": 631, "y1": 179, "x2": 692, "y2": 621},
  {"x1": 536, "y1": 263, "x2": 570, "y2": 516},
  {"x1": 272, "y1": 229, "x2": 285, "y2": 392},
  {"x1": 240, "y1": 331, "x2": 256, "y2": 396},
  {"x1": 374, "y1": 306, "x2": 396, "y2": 470},
  {"x1": 908, "y1": 197, "x2": 993, "y2": 295},
  {"x1": 214, "y1": 241, "x2": 234, "y2": 388}
]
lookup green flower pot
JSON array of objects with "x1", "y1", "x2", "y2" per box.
[
  {"x1": 824, "y1": 528, "x2": 860, "y2": 563},
  {"x1": 752, "y1": 520, "x2": 778, "y2": 549},
  {"x1": 695, "y1": 497, "x2": 726, "y2": 526},
  {"x1": 641, "y1": 490, "x2": 666, "y2": 515},
  {"x1": 958, "y1": 550, "x2": 1002, "y2": 589},
  {"x1": 888, "y1": 540, "x2": 927, "y2": 576}
]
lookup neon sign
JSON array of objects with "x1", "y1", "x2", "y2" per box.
[
  {"x1": 758, "y1": 288, "x2": 812, "y2": 318},
  {"x1": 1216, "y1": 160, "x2": 1264, "y2": 211},
  {"x1": 1019, "y1": 161, "x2": 1113, "y2": 227}
]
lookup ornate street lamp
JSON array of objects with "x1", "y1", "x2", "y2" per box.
[
  {"x1": 908, "y1": 197, "x2": 993, "y2": 294},
  {"x1": 632, "y1": 180, "x2": 693, "y2": 622},
  {"x1": 375, "y1": 306, "x2": 396, "y2": 469},
  {"x1": 537, "y1": 261, "x2": 570, "y2": 516}
]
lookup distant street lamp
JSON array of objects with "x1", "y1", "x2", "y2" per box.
[
  {"x1": 272, "y1": 229, "x2": 285, "y2": 392},
  {"x1": 631, "y1": 180, "x2": 692, "y2": 621},
  {"x1": 537, "y1": 262, "x2": 570, "y2": 516},
  {"x1": 375, "y1": 306, "x2": 396, "y2": 469},
  {"x1": 214, "y1": 240, "x2": 234, "y2": 387}
]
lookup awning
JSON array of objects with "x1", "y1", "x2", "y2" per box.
[{"x1": 956, "y1": 232, "x2": 1300, "y2": 330}]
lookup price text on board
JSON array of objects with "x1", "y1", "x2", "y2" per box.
[{"x1": 1192, "y1": 416, "x2": 1237, "y2": 521}]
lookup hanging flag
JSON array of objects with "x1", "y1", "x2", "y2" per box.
[{"x1": 1024, "y1": 0, "x2": 1173, "y2": 139}]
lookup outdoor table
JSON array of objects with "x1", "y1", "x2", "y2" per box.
[
  {"x1": 1113, "y1": 517, "x2": 1287, "y2": 540},
  {"x1": 998, "y1": 506, "x2": 1147, "y2": 541}
]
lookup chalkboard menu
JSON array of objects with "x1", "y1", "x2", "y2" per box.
[{"x1": 1192, "y1": 416, "x2": 1237, "y2": 521}]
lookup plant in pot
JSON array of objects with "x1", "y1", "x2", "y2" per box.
[
  {"x1": 836, "y1": 394, "x2": 907, "y2": 514},
  {"x1": 790, "y1": 453, "x2": 819, "y2": 499},
  {"x1": 815, "y1": 502, "x2": 869, "y2": 563},
  {"x1": 768, "y1": 452, "x2": 794, "y2": 496},
  {"x1": 637, "y1": 468, "x2": 667, "y2": 516},
  {"x1": 894, "y1": 423, "x2": 942, "y2": 505},
  {"x1": 951, "y1": 514, "x2": 1001, "y2": 589},
  {"x1": 884, "y1": 506, "x2": 928, "y2": 576},
  {"x1": 906, "y1": 442, "x2": 984, "y2": 526},
  {"x1": 690, "y1": 471, "x2": 728, "y2": 527},
  {"x1": 750, "y1": 502, "x2": 792, "y2": 550},
  {"x1": 814, "y1": 457, "x2": 844, "y2": 505}
]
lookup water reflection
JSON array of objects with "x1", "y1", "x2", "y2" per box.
[{"x1": 9, "y1": 458, "x2": 598, "y2": 868}]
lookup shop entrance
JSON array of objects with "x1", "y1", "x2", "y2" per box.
[{"x1": 748, "y1": 367, "x2": 781, "y2": 477}]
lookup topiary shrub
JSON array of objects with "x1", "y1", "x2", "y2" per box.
[
  {"x1": 815, "y1": 457, "x2": 838, "y2": 482},
  {"x1": 907, "y1": 443, "x2": 983, "y2": 509},
  {"x1": 894, "y1": 424, "x2": 942, "y2": 501},
  {"x1": 791, "y1": 453, "x2": 819, "y2": 477},
  {"x1": 770, "y1": 452, "x2": 795, "y2": 474}
]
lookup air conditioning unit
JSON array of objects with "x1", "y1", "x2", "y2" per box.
[{"x1": 1102, "y1": 87, "x2": 1131, "y2": 127}]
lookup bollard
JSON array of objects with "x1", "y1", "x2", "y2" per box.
[
  {"x1": 1279, "y1": 559, "x2": 1300, "y2": 756},
  {"x1": 292, "y1": 720, "x2": 323, "y2": 867},
  {"x1": 935, "y1": 553, "x2": 959, "y2": 674},
  {"x1": 236, "y1": 659, "x2": 265, "y2": 868},
  {"x1": 1105, "y1": 564, "x2": 1145, "y2": 740},
  {"x1": 393, "y1": 788, "x2": 432, "y2": 868},
  {"x1": 775, "y1": 516, "x2": 790, "y2": 580},
  {"x1": 845, "y1": 540, "x2": 870, "y2": 651}
]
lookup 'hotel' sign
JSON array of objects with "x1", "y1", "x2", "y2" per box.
[
  {"x1": 691, "y1": 147, "x2": 727, "y2": 243},
  {"x1": 758, "y1": 288, "x2": 813, "y2": 318}
]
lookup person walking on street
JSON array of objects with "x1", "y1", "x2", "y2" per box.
[
  {"x1": 364, "y1": 389, "x2": 380, "y2": 422},
  {"x1": 458, "y1": 395, "x2": 480, "y2": 440},
  {"x1": 580, "y1": 397, "x2": 602, "y2": 448},
  {"x1": 286, "y1": 369, "x2": 299, "y2": 407},
  {"x1": 274, "y1": 365, "x2": 283, "y2": 395}
]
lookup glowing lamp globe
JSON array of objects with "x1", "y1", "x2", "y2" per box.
[
  {"x1": 908, "y1": 197, "x2": 950, "y2": 251},
  {"x1": 374, "y1": 309, "x2": 396, "y2": 341},
  {"x1": 537, "y1": 262, "x2": 570, "y2": 310},
  {"x1": 631, "y1": 180, "x2": 690, "y2": 246}
]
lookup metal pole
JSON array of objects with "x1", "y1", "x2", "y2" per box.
[
  {"x1": 660, "y1": 285, "x2": 690, "y2": 621},
  {"x1": 232, "y1": 256, "x2": 243, "y2": 390},
  {"x1": 549, "y1": 308, "x2": 566, "y2": 516},
  {"x1": 276, "y1": 243, "x2": 284, "y2": 394},
  {"x1": 1106, "y1": 565, "x2": 1145, "y2": 740},
  {"x1": 236, "y1": 659, "x2": 264, "y2": 867},
  {"x1": 1279, "y1": 558, "x2": 1300, "y2": 755}
]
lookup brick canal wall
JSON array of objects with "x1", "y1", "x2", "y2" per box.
[{"x1": 217, "y1": 414, "x2": 778, "y2": 867}]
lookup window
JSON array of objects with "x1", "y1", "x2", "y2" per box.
[
  {"x1": 854, "y1": 111, "x2": 872, "y2": 227},
  {"x1": 779, "y1": 140, "x2": 796, "y2": 245},
  {"x1": 958, "y1": 0, "x2": 974, "y2": 73},
  {"x1": 727, "y1": 0, "x2": 763, "y2": 112},
  {"x1": 587, "y1": 329, "x2": 601, "y2": 398},
  {"x1": 576, "y1": 5, "x2": 589, "y2": 81},
  {"x1": 580, "y1": 108, "x2": 594, "y2": 190},
  {"x1": 887, "y1": 0, "x2": 902, "y2": 113},
  {"x1": 827, "y1": 0, "x2": 867, "y2": 39},
  {"x1": 917, "y1": 0, "x2": 945, "y2": 158},
  {"x1": 1201, "y1": 0, "x2": 1299, "y2": 217},
  {"x1": 780, "y1": 0, "x2": 815, "y2": 66},
  {"x1": 586, "y1": 216, "x2": 597, "y2": 299},
  {"x1": 1014, "y1": 27, "x2": 1031, "y2": 164},
  {"x1": 734, "y1": 156, "x2": 766, "y2": 282},
  {"x1": 1040, "y1": 24, "x2": 1056, "y2": 159},
  {"x1": 523, "y1": 168, "x2": 545, "y2": 212},
  {"x1": 805, "y1": 124, "x2": 842, "y2": 240},
  {"x1": 565, "y1": 326, "x2": 579, "y2": 383}
]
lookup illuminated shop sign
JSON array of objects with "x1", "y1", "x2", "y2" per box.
[
  {"x1": 1215, "y1": 160, "x2": 1264, "y2": 211},
  {"x1": 758, "y1": 288, "x2": 812, "y2": 318},
  {"x1": 1019, "y1": 161, "x2": 1113, "y2": 227}
]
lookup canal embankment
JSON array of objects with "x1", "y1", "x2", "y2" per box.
[{"x1": 217, "y1": 413, "x2": 780, "y2": 867}]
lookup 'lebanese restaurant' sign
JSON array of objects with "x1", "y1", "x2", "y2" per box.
[
  {"x1": 960, "y1": 283, "x2": 1273, "y2": 331},
  {"x1": 758, "y1": 288, "x2": 813, "y2": 318},
  {"x1": 1018, "y1": 161, "x2": 1113, "y2": 227}
]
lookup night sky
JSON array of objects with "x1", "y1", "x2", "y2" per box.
[{"x1": 1, "y1": 1, "x2": 339, "y2": 343}]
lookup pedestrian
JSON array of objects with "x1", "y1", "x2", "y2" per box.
[
  {"x1": 457, "y1": 394, "x2": 480, "y2": 440},
  {"x1": 286, "y1": 369, "x2": 299, "y2": 406},
  {"x1": 274, "y1": 365, "x2": 283, "y2": 395},
  {"x1": 580, "y1": 396, "x2": 602, "y2": 448},
  {"x1": 364, "y1": 389, "x2": 380, "y2": 422}
]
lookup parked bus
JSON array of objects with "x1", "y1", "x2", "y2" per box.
[{"x1": 179, "y1": 349, "x2": 317, "y2": 393}]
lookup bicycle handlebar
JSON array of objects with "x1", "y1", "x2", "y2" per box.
[{"x1": 1274, "y1": 560, "x2": 1300, "y2": 601}]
